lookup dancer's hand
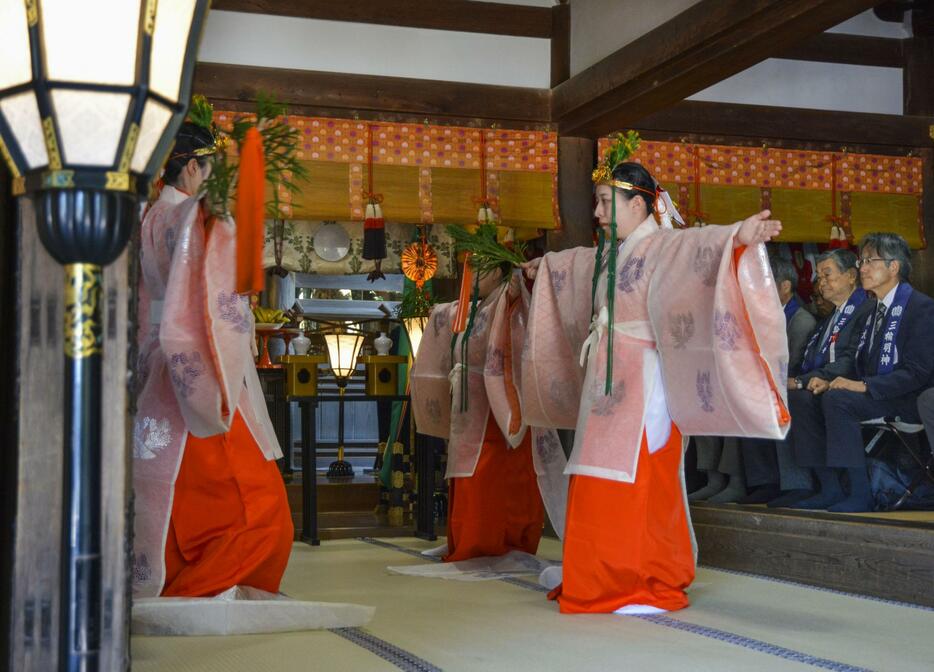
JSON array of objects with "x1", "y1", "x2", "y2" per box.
[
  {"x1": 520, "y1": 257, "x2": 542, "y2": 280},
  {"x1": 736, "y1": 210, "x2": 782, "y2": 247}
]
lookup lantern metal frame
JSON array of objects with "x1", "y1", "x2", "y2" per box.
[
  {"x1": 0, "y1": 1, "x2": 210, "y2": 203},
  {"x1": 322, "y1": 326, "x2": 365, "y2": 481},
  {"x1": 0, "y1": 3, "x2": 210, "y2": 671}
]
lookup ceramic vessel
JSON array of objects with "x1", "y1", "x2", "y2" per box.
[
  {"x1": 374, "y1": 332, "x2": 392, "y2": 356},
  {"x1": 292, "y1": 333, "x2": 311, "y2": 355}
]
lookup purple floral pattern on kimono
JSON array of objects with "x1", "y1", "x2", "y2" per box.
[
  {"x1": 696, "y1": 370, "x2": 715, "y2": 413},
  {"x1": 432, "y1": 309, "x2": 448, "y2": 337},
  {"x1": 535, "y1": 431, "x2": 561, "y2": 466},
  {"x1": 617, "y1": 256, "x2": 645, "y2": 293},
  {"x1": 217, "y1": 291, "x2": 252, "y2": 333},
  {"x1": 550, "y1": 269, "x2": 567, "y2": 294},
  {"x1": 169, "y1": 351, "x2": 205, "y2": 399},
  {"x1": 693, "y1": 246, "x2": 718, "y2": 287},
  {"x1": 548, "y1": 379, "x2": 571, "y2": 407},
  {"x1": 591, "y1": 378, "x2": 624, "y2": 416},
  {"x1": 471, "y1": 307, "x2": 490, "y2": 335},
  {"x1": 669, "y1": 312, "x2": 695, "y2": 349},
  {"x1": 714, "y1": 310, "x2": 742, "y2": 351},
  {"x1": 486, "y1": 347, "x2": 504, "y2": 376}
]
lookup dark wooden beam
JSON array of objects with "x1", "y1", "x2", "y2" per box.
[
  {"x1": 635, "y1": 100, "x2": 934, "y2": 151},
  {"x1": 553, "y1": 0, "x2": 880, "y2": 137},
  {"x1": 194, "y1": 62, "x2": 552, "y2": 127},
  {"x1": 550, "y1": 1, "x2": 571, "y2": 87},
  {"x1": 211, "y1": 0, "x2": 553, "y2": 38},
  {"x1": 776, "y1": 32, "x2": 904, "y2": 68}
]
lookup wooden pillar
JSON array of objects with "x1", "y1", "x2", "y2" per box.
[
  {"x1": 904, "y1": 8, "x2": 934, "y2": 117},
  {"x1": 0, "y1": 162, "x2": 17, "y2": 672},
  {"x1": 550, "y1": 0, "x2": 571, "y2": 88},
  {"x1": 904, "y1": 9, "x2": 934, "y2": 297},
  {"x1": 5, "y1": 198, "x2": 131, "y2": 671},
  {"x1": 547, "y1": 137, "x2": 595, "y2": 252}
]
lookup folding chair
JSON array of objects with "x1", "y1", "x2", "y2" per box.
[{"x1": 863, "y1": 417, "x2": 934, "y2": 510}]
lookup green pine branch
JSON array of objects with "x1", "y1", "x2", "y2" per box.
[{"x1": 445, "y1": 224, "x2": 527, "y2": 280}]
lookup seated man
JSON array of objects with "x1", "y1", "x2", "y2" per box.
[
  {"x1": 791, "y1": 233, "x2": 934, "y2": 512},
  {"x1": 774, "y1": 249, "x2": 871, "y2": 507},
  {"x1": 738, "y1": 256, "x2": 815, "y2": 504}
]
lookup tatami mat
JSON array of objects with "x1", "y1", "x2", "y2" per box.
[{"x1": 132, "y1": 537, "x2": 932, "y2": 671}]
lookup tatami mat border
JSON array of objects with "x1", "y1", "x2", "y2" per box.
[
  {"x1": 359, "y1": 537, "x2": 879, "y2": 672},
  {"x1": 332, "y1": 627, "x2": 443, "y2": 672}
]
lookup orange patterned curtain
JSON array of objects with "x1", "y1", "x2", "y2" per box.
[
  {"x1": 216, "y1": 111, "x2": 560, "y2": 232},
  {"x1": 598, "y1": 138, "x2": 925, "y2": 248}
]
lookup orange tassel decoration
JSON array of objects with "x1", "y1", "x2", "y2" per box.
[{"x1": 235, "y1": 127, "x2": 266, "y2": 294}]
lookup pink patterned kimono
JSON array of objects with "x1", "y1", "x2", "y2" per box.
[
  {"x1": 132, "y1": 186, "x2": 290, "y2": 598},
  {"x1": 523, "y1": 216, "x2": 789, "y2": 613},
  {"x1": 411, "y1": 274, "x2": 570, "y2": 551}
]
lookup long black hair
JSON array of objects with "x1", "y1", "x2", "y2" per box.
[
  {"x1": 611, "y1": 161, "x2": 656, "y2": 215},
  {"x1": 163, "y1": 122, "x2": 214, "y2": 185}
]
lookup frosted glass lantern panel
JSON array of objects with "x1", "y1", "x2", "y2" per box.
[
  {"x1": 150, "y1": 0, "x2": 198, "y2": 102},
  {"x1": 131, "y1": 100, "x2": 173, "y2": 173},
  {"x1": 0, "y1": 92, "x2": 48, "y2": 169},
  {"x1": 0, "y1": 0, "x2": 32, "y2": 90},
  {"x1": 325, "y1": 334, "x2": 364, "y2": 379},
  {"x1": 52, "y1": 90, "x2": 131, "y2": 166},
  {"x1": 40, "y1": 0, "x2": 141, "y2": 86},
  {"x1": 403, "y1": 317, "x2": 426, "y2": 359}
]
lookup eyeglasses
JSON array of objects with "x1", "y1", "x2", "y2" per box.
[{"x1": 856, "y1": 257, "x2": 890, "y2": 268}]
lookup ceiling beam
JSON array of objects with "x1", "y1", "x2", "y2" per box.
[
  {"x1": 210, "y1": 0, "x2": 553, "y2": 38},
  {"x1": 550, "y1": 2, "x2": 571, "y2": 87},
  {"x1": 635, "y1": 100, "x2": 934, "y2": 151},
  {"x1": 552, "y1": 0, "x2": 880, "y2": 137},
  {"x1": 194, "y1": 62, "x2": 552, "y2": 127},
  {"x1": 776, "y1": 33, "x2": 904, "y2": 68}
]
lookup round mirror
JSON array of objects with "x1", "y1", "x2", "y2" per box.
[{"x1": 314, "y1": 222, "x2": 351, "y2": 262}]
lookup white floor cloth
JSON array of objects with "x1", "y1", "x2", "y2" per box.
[
  {"x1": 132, "y1": 585, "x2": 375, "y2": 636},
  {"x1": 388, "y1": 551, "x2": 559, "y2": 581}
]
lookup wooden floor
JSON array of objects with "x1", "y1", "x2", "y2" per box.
[
  {"x1": 690, "y1": 502, "x2": 934, "y2": 607},
  {"x1": 286, "y1": 472, "x2": 417, "y2": 540}
]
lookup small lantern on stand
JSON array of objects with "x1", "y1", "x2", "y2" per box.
[
  {"x1": 323, "y1": 327, "x2": 365, "y2": 480},
  {"x1": 0, "y1": 2, "x2": 209, "y2": 670},
  {"x1": 402, "y1": 316, "x2": 426, "y2": 360}
]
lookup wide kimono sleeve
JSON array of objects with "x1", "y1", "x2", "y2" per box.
[
  {"x1": 521, "y1": 247, "x2": 596, "y2": 429},
  {"x1": 158, "y1": 200, "x2": 257, "y2": 439},
  {"x1": 410, "y1": 302, "x2": 456, "y2": 439},
  {"x1": 647, "y1": 225, "x2": 790, "y2": 440},
  {"x1": 484, "y1": 272, "x2": 528, "y2": 447}
]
